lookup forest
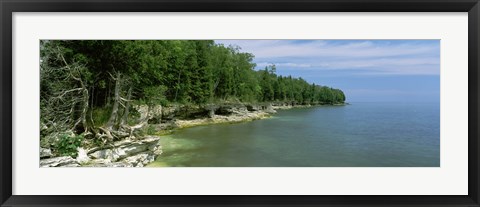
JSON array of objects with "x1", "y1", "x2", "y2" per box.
[{"x1": 40, "y1": 40, "x2": 345, "y2": 157}]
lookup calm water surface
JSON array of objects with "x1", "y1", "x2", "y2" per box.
[{"x1": 150, "y1": 102, "x2": 439, "y2": 167}]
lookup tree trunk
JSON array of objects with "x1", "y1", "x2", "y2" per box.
[
  {"x1": 106, "y1": 73, "x2": 121, "y2": 130},
  {"x1": 89, "y1": 86, "x2": 95, "y2": 127},
  {"x1": 106, "y1": 81, "x2": 110, "y2": 106},
  {"x1": 121, "y1": 87, "x2": 132, "y2": 125},
  {"x1": 175, "y1": 71, "x2": 181, "y2": 102},
  {"x1": 80, "y1": 88, "x2": 89, "y2": 132}
]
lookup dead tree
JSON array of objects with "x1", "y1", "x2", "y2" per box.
[
  {"x1": 106, "y1": 72, "x2": 121, "y2": 130},
  {"x1": 41, "y1": 42, "x2": 139, "y2": 144},
  {"x1": 40, "y1": 44, "x2": 90, "y2": 134},
  {"x1": 58, "y1": 48, "x2": 89, "y2": 133},
  {"x1": 121, "y1": 87, "x2": 132, "y2": 126},
  {"x1": 99, "y1": 72, "x2": 138, "y2": 141}
]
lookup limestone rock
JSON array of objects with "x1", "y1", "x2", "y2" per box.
[
  {"x1": 175, "y1": 105, "x2": 210, "y2": 120},
  {"x1": 149, "y1": 123, "x2": 175, "y2": 132},
  {"x1": 208, "y1": 109, "x2": 215, "y2": 118},
  {"x1": 87, "y1": 136, "x2": 161, "y2": 164},
  {"x1": 122, "y1": 153, "x2": 156, "y2": 167},
  {"x1": 82, "y1": 158, "x2": 135, "y2": 167},
  {"x1": 86, "y1": 161, "x2": 134, "y2": 167},
  {"x1": 246, "y1": 104, "x2": 260, "y2": 111},
  {"x1": 62, "y1": 163, "x2": 81, "y2": 167},
  {"x1": 40, "y1": 156, "x2": 79, "y2": 167},
  {"x1": 89, "y1": 148, "x2": 126, "y2": 161},
  {"x1": 133, "y1": 105, "x2": 150, "y2": 122},
  {"x1": 162, "y1": 106, "x2": 177, "y2": 120},
  {"x1": 89, "y1": 149, "x2": 115, "y2": 160},
  {"x1": 148, "y1": 105, "x2": 163, "y2": 123},
  {"x1": 109, "y1": 162, "x2": 134, "y2": 167},
  {"x1": 89, "y1": 158, "x2": 112, "y2": 164},
  {"x1": 41, "y1": 135, "x2": 161, "y2": 167},
  {"x1": 264, "y1": 103, "x2": 277, "y2": 113},
  {"x1": 120, "y1": 142, "x2": 149, "y2": 157},
  {"x1": 40, "y1": 148, "x2": 53, "y2": 158},
  {"x1": 149, "y1": 143, "x2": 163, "y2": 155},
  {"x1": 215, "y1": 106, "x2": 235, "y2": 115},
  {"x1": 76, "y1": 147, "x2": 90, "y2": 164}
]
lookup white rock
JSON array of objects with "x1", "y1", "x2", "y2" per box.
[
  {"x1": 89, "y1": 148, "x2": 122, "y2": 162},
  {"x1": 123, "y1": 153, "x2": 149, "y2": 167},
  {"x1": 144, "y1": 154, "x2": 156, "y2": 164},
  {"x1": 62, "y1": 163, "x2": 81, "y2": 167},
  {"x1": 89, "y1": 149, "x2": 113, "y2": 160},
  {"x1": 85, "y1": 136, "x2": 161, "y2": 167},
  {"x1": 133, "y1": 105, "x2": 150, "y2": 122},
  {"x1": 149, "y1": 105, "x2": 163, "y2": 120},
  {"x1": 40, "y1": 156, "x2": 78, "y2": 167},
  {"x1": 119, "y1": 143, "x2": 148, "y2": 157},
  {"x1": 86, "y1": 161, "x2": 134, "y2": 167},
  {"x1": 76, "y1": 147, "x2": 90, "y2": 164},
  {"x1": 40, "y1": 148, "x2": 53, "y2": 158}
]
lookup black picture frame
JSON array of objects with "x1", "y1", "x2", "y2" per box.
[{"x1": 1, "y1": 0, "x2": 479, "y2": 206}]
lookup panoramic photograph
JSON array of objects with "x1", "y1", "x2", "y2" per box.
[{"x1": 39, "y1": 40, "x2": 440, "y2": 167}]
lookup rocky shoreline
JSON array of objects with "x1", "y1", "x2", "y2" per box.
[
  {"x1": 40, "y1": 136, "x2": 162, "y2": 167},
  {"x1": 173, "y1": 103, "x2": 276, "y2": 129},
  {"x1": 40, "y1": 102, "x2": 344, "y2": 167}
]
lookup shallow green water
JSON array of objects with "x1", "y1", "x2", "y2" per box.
[{"x1": 150, "y1": 102, "x2": 439, "y2": 167}]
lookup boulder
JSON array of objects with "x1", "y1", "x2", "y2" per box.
[
  {"x1": 40, "y1": 156, "x2": 79, "y2": 167},
  {"x1": 40, "y1": 148, "x2": 53, "y2": 158},
  {"x1": 76, "y1": 147, "x2": 90, "y2": 164},
  {"x1": 264, "y1": 103, "x2": 277, "y2": 113}
]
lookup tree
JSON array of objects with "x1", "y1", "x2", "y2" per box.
[
  {"x1": 40, "y1": 40, "x2": 347, "y2": 147},
  {"x1": 40, "y1": 41, "x2": 91, "y2": 134}
]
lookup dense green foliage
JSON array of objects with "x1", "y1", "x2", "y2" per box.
[
  {"x1": 56, "y1": 133, "x2": 84, "y2": 157},
  {"x1": 40, "y1": 40, "x2": 345, "y2": 133}
]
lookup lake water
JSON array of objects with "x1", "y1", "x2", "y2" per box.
[{"x1": 149, "y1": 102, "x2": 440, "y2": 167}]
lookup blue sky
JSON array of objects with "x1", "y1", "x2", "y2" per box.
[{"x1": 215, "y1": 40, "x2": 440, "y2": 103}]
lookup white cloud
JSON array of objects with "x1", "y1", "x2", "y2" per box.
[
  {"x1": 215, "y1": 40, "x2": 440, "y2": 76},
  {"x1": 256, "y1": 62, "x2": 311, "y2": 68},
  {"x1": 216, "y1": 40, "x2": 438, "y2": 58}
]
